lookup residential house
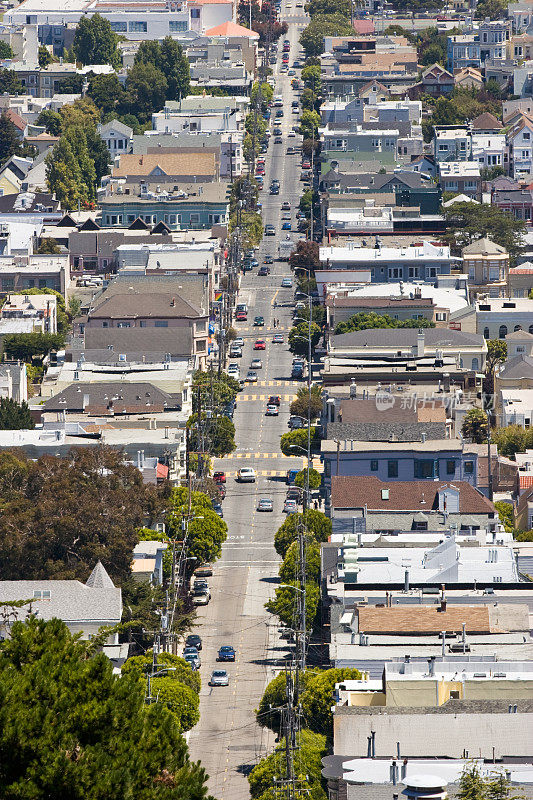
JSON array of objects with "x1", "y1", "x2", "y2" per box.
[
  {"x1": 151, "y1": 95, "x2": 249, "y2": 136},
  {"x1": 471, "y1": 132, "x2": 508, "y2": 172},
  {"x1": 0, "y1": 254, "x2": 70, "y2": 296},
  {"x1": 500, "y1": 387, "x2": 533, "y2": 427},
  {"x1": 132, "y1": 540, "x2": 168, "y2": 584},
  {"x1": 507, "y1": 113, "x2": 533, "y2": 179},
  {"x1": 322, "y1": 439, "x2": 482, "y2": 496},
  {"x1": 0, "y1": 21, "x2": 39, "y2": 62},
  {"x1": 325, "y1": 293, "x2": 441, "y2": 329},
  {"x1": 40, "y1": 381, "x2": 183, "y2": 419},
  {"x1": 438, "y1": 161, "x2": 482, "y2": 202},
  {"x1": 0, "y1": 561, "x2": 122, "y2": 643},
  {"x1": 110, "y1": 151, "x2": 219, "y2": 184},
  {"x1": 329, "y1": 476, "x2": 500, "y2": 536},
  {"x1": 471, "y1": 112, "x2": 503, "y2": 134},
  {"x1": 75, "y1": 274, "x2": 210, "y2": 366},
  {"x1": 508, "y1": 262, "x2": 533, "y2": 297},
  {"x1": 131, "y1": 131, "x2": 243, "y2": 179},
  {"x1": 492, "y1": 186, "x2": 533, "y2": 222},
  {"x1": 0, "y1": 362, "x2": 28, "y2": 403},
  {"x1": 98, "y1": 120, "x2": 133, "y2": 158},
  {"x1": 462, "y1": 237, "x2": 510, "y2": 299},
  {"x1": 99, "y1": 181, "x2": 230, "y2": 231},
  {"x1": 447, "y1": 20, "x2": 511, "y2": 72},
  {"x1": 475, "y1": 297, "x2": 533, "y2": 339},
  {"x1": 515, "y1": 484, "x2": 533, "y2": 530},
  {"x1": 319, "y1": 240, "x2": 458, "y2": 282},
  {"x1": 407, "y1": 63, "x2": 454, "y2": 98},
  {"x1": 0, "y1": 292, "x2": 57, "y2": 346},
  {"x1": 433, "y1": 126, "x2": 471, "y2": 163},
  {"x1": 453, "y1": 66, "x2": 484, "y2": 90},
  {"x1": 188, "y1": 27, "x2": 258, "y2": 76},
  {"x1": 494, "y1": 332, "x2": 533, "y2": 400}
]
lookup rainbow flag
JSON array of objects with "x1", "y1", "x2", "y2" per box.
[{"x1": 214, "y1": 291, "x2": 223, "y2": 302}]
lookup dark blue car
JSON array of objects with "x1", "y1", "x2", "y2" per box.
[{"x1": 217, "y1": 645, "x2": 236, "y2": 662}]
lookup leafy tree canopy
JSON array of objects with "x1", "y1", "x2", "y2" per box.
[
  {"x1": 461, "y1": 408, "x2": 488, "y2": 444},
  {"x1": 493, "y1": 425, "x2": 533, "y2": 459},
  {"x1": 442, "y1": 202, "x2": 525, "y2": 261},
  {"x1": 187, "y1": 412, "x2": 236, "y2": 458},
  {"x1": 274, "y1": 509, "x2": 332, "y2": 558},
  {"x1": 0, "y1": 617, "x2": 210, "y2": 798},
  {"x1": 279, "y1": 538, "x2": 321, "y2": 585},
  {"x1": 0, "y1": 446, "x2": 163, "y2": 582},
  {"x1": 249, "y1": 729, "x2": 327, "y2": 800},
  {"x1": 335, "y1": 312, "x2": 435, "y2": 335},
  {"x1": 265, "y1": 580, "x2": 320, "y2": 629},
  {"x1": 0, "y1": 112, "x2": 22, "y2": 166},
  {"x1": 289, "y1": 239, "x2": 320, "y2": 271},
  {"x1": 0, "y1": 69, "x2": 22, "y2": 95},
  {"x1": 300, "y1": 14, "x2": 354, "y2": 57},
  {"x1": 0, "y1": 398, "x2": 34, "y2": 431},
  {"x1": 288, "y1": 321, "x2": 321, "y2": 358},
  {"x1": 166, "y1": 486, "x2": 228, "y2": 566},
  {"x1": 2, "y1": 332, "x2": 65, "y2": 361},
  {"x1": 280, "y1": 426, "x2": 320, "y2": 458},
  {"x1": 295, "y1": 467, "x2": 321, "y2": 490},
  {"x1": 73, "y1": 13, "x2": 121, "y2": 67},
  {"x1": 290, "y1": 384, "x2": 323, "y2": 420}
]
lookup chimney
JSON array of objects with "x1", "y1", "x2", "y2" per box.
[
  {"x1": 428, "y1": 656, "x2": 436, "y2": 676},
  {"x1": 404, "y1": 570, "x2": 409, "y2": 592},
  {"x1": 82, "y1": 393, "x2": 89, "y2": 410},
  {"x1": 401, "y1": 759, "x2": 408, "y2": 781},
  {"x1": 417, "y1": 329, "x2": 425, "y2": 357}
]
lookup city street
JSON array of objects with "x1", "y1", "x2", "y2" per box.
[{"x1": 187, "y1": 13, "x2": 308, "y2": 799}]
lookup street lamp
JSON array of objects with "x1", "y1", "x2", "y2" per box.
[{"x1": 146, "y1": 667, "x2": 177, "y2": 705}]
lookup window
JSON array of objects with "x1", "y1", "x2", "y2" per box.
[
  {"x1": 189, "y1": 213, "x2": 200, "y2": 224},
  {"x1": 110, "y1": 21, "x2": 127, "y2": 31},
  {"x1": 33, "y1": 589, "x2": 51, "y2": 599},
  {"x1": 499, "y1": 325, "x2": 508, "y2": 338},
  {"x1": 464, "y1": 460, "x2": 474, "y2": 474},
  {"x1": 524, "y1": 132, "x2": 530, "y2": 141},
  {"x1": 191, "y1": 7, "x2": 200, "y2": 17},
  {"x1": 446, "y1": 460, "x2": 456, "y2": 475},
  {"x1": 140, "y1": 320, "x2": 146, "y2": 327},
  {"x1": 117, "y1": 321, "x2": 131, "y2": 328},
  {"x1": 387, "y1": 460, "x2": 398, "y2": 478},
  {"x1": 169, "y1": 20, "x2": 187, "y2": 31},
  {"x1": 412, "y1": 520, "x2": 428, "y2": 531},
  {"x1": 408, "y1": 267, "x2": 419, "y2": 278},
  {"x1": 128, "y1": 20, "x2": 147, "y2": 32},
  {"x1": 196, "y1": 339, "x2": 206, "y2": 352},
  {"x1": 370, "y1": 459, "x2": 378, "y2": 471},
  {"x1": 414, "y1": 459, "x2": 437, "y2": 479},
  {"x1": 102, "y1": 321, "x2": 109, "y2": 328},
  {"x1": 471, "y1": 357, "x2": 479, "y2": 371},
  {"x1": 155, "y1": 320, "x2": 168, "y2": 327}
]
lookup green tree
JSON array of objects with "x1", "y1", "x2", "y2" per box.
[
  {"x1": 0, "y1": 69, "x2": 22, "y2": 95},
  {"x1": 442, "y1": 203, "x2": 526, "y2": 261},
  {"x1": 494, "y1": 501, "x2": 514, "y2": 533},
  {"x1": 251, "y1": 80, "x2": 274, "y2": 112},
  {"x1": 288, "y1": 321, "x2": 321, "y2": 358},
  {"x1": 419, "y1": 41, "x2": 446, "y2": 66},
  {"x1": 38, "y1": 44, "x2": 55, "y2": 68},
  {"x1": 301, "y1": 64, "x2": 321, "y2": 93},
  {"x1": 46, "y1": 133, "x2": 90, "y2": 208},
  {"x1": 2, "y1": 332, "x2": 65, "y2": 361},
  {"x1": 87, "y1": 73, "x2": 125, "y2": 115},
  {"x1": 493, "y1": 425, "x2": 533, "y2": 458},
  {"x1": 274, "y1": 509, "x2": 332, "y2": 558},
  {"x1": 0, "y1": 111, "x2": 21, "y2": 166},
  {"x1": 256, "y1": 670, "x2": 314, "y2": 732},
  {"x1": 126, "y1": 61, "x2": 168, "y2": 122},
  {"x1": 192, "y1": 369, "x2": 239, "y2": 414},
  {"x1": 461, "y1": 408, "x2": 488, "y2": 443},
  {"x1": 475, "y1": 0, "x2": 507, "y2": 19},
  {"x1": 15, "y1": 287, "x2": 69, "y2": 334},
  {"x1": 150, "y1": 678, "x2": 200, "y2": 731},
  {"x1": 0, "y1": 447, "x2": 162, "y2": 583},
  {"x1": 134, "y1": 38, "x2": 190, "y2": 102},
  {"x1": 0, "y1": 398, "x2": 34, "y2": 431},
  {"x1": 457, "y1": 763, "x2": 488, "y2": 800},
  {"x1": 36, "y1": 108, "x2": 62, "y2": 136},
  {"x1": 73, "y1": 13, "x2": 121, "y2": 67},
  {"x1": 166, "y1": 486, "x2": 228, "y2": 566},
  {"x1": 300, "y1": 14, "x2": 354, "y2": 57},
  {"x1": 279, "y1": 538, "x2": 321, "y2": 584},
  {"x1": 335, "y1": 312, "x2": 435, "y2": 335},
  {"x1": 37, "y1": 237, "x2": 61, "y2": 254},
  {"x1": 60, "y1": 97, "x2": 101, "y2": 130},
  {"x1": 249, "y1": 730, "x2": 327, "y2": 800},
  {"x1": 122, "y1": 650, "x2": 201, "y2": 694},
  {"x1": 0, "y1": 41, "x2": 13, "y2": 59},
  {"x1": 301, "y1": 668, "x2": 362, "y2": 738},
  {"x1": 265, "y1": 581, "x2": 319, "y2": 629},
  {"x1": 299, "y1": 108, "x2": 320, "y2": 140},
  {"x1": 280, "y1": 426, "x2": 320, "y2": 458},
  {"x1": 289, "y1": 239, "x2": 320, "y2": 269},
  {"x1": 188, "y1": 413, "x2": 236, "y2": 457},
  {"x1": 486, "y1": 339, "x2": 507, "y2": 373},
  {"x1": 0, "y1": 617, "x2": 211, "y2": 799},
  {"x1": 295, "y1": 467, "x2": 321, "y2": 490},
  {"x1": 290, "y1": 385, "x2": 323, "y2": 420},
  {"x1": 305, "y1": 0, "x2": 350, "y2": 14}
]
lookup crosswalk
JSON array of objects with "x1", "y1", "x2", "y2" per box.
[
  {"x1": 223, "y1": 452, "x2": 297, "y2": 460},
  {"x1": 216, "y1": 453, "x2": 323, "y2": 471},
  {"x1": 234, "y1": 326, "x2": 290, "y2": 333},
  {"x1": 237, "y1": 393, "x2": 297, "y2": 402},
  {"x1": 240, "y1": 379, "x2": 297, "y2": 387}
]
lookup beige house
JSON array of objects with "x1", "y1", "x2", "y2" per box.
[
  {"x1": 462, "y1": 237, "x2": 509, "y2": 300},
  {"x1": 454, "y1": 66, "x2": 483, "y2": 90}
]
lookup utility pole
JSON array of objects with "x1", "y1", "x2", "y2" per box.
[{"x1": 274, "y1": 665, "x2": 305, "y2": 800}]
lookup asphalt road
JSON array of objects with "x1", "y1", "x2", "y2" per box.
[{"x1": 187, "y1": 17, "x2": 307, "y2": 800}]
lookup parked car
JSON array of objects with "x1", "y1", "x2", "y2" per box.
[
  {"x1": 251, "y1": 358, "x2": 263, "y2": 369},
  {"x1": 254, "y1": 316, "x2": 265, "y2": 326},
  {"x1": 288, "y1": 416, "x2": 305, "y2": 429},
  {"x1": 184, "y1": 651, "x2": 201, "y2": 669},
  {"x1": 191, "y1": 589, "x2": 210, "y2": 606},
  {"x1": 286, "y1": 468, "x2": 299, "y2": 485},
  {"x1": 282, "y1": 277, "x2": 292, "y2": 288},
  {"x1": 282, "y1": 201, "x2": 291, "y2": 210},
  {"x1": 212, "y1": 502, "x2": 224, "y2": 518},
  {"x1": 209, "y1": 669, "x2": 229, "y2": 686},
  {"x1": 282, "y1": 222, "x2": 291, "y2": 230},
  {"x1": 246, "y1": 370, "x2": 258, "y2": 382},
  {"x1": 185, "y1": 634, "x2": 202, "y2": 651},
  {"x1": 213, "y1": 471, "x2": 226, "y2": 484},
  {"x1": 217, "y1": 645, "x2": 236, "y2": 662},
  {"x1": 233, "y1": 337, "x2": 244, "y2": 347},
  {"x1": 237, "y1": 467, "x2": 256, "y2": 483},
  {"x1": 265, "y1": 224, "x2": 276, "y2": 234},
  {"x1": 284, "y1": 498, "x2": 298, "y2": 513},
  {"x1": 258, "y1": 265, "x2": 270, "y2": 276}
]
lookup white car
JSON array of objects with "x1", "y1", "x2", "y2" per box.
[
  {"x1": 265, "y1": 404, "x2": 279, "y2": 416},
  {"x1": 237, "y1": 467, "x2": 256, "y2": 483},
  {"x1": 209, "y1": 669, "x2": 229, "y2": 686},
  {"x1": 288, "y1": 131, "x2": 296, "y2": 138},
  {"x1": 233, "y1": 337, "x2": 245, "y2": 347}
]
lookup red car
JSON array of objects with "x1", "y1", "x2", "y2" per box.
[
  {"x1": 268, "y1": 395, "x2": 281, "y2": 406},
  {"x1": 213, "y1": 471, "x2": 226, "y2": 484},
  {"x1": 236, "y1": 311, "x2": 247, "y2": 321},
  {"x1": 254, "y1": 340, "x2": 266, "y2": 350},
  {"x1": 302, "y1": 160, "x2": 311, "y2": 170}
]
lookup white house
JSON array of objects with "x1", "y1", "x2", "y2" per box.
[
  {"x1": 507, "y1": 113, "x2": 533, "y2": 179},
  {"x1": 98, "y1": 120, "x2": 133, "y2": 158}
]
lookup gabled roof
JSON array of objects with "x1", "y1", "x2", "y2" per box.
[
  {"x1": 421, "y1": 62, "x2": 453, "y2": 80},
  {"x1": 505, "y1": 329, "x2": 533, "y2": 341},
  {"x1": 331, "y1": 476, "x2": 495, "y2": 514},
  {"x1": 98, "y1": 119, "x2": 133, "y2": 137},
  {"x1": 462, "y1": 237, "x2": 506, "y2": 256},
  {"x1": 498, "y1": 354, "x2": 533, "y2": 380},
  {"x1": 79, "y1": 217, "x2": 100, "y2": 231},
  {"x1": 205, "y1": 20, "x2": 260, "y2": 38},
  {"x1": 4, "y1": 108, "x2": 26, "y2": 131},
  {"x1": 471, "y1": 111, "x2": 502, "y2": 131}
]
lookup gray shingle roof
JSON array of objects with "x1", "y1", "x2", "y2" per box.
[
  {"x1": 332, "y1": 328, "x2": 484, "y2": 348},
  {"x1": 43, "y1": 382, "x2": 181, "y2": 414}
]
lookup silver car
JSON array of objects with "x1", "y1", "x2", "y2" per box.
[{"x1": 209, "y1": 669, "x2": 229, "y2": 686}]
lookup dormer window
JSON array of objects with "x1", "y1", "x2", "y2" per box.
[{"x1": 33, "y1": 589, "x2": 51, "y2": 600}]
